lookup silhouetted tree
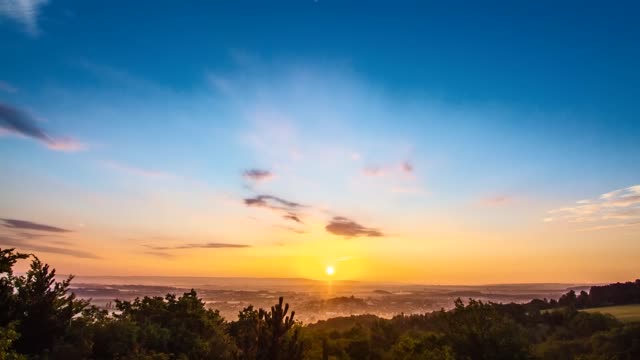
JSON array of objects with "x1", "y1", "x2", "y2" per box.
[
  {"x1": 230, "y1": 297, "x2": 305, "y2": 360},
  {"x1": 0, "y1": 248, "x2": 88, "y2": 357},
  {"x1": 558, "y1": 290, "x2": 577, "y2": 308},
  {"x1": 0, "y1": 249, "x2": 28, "y2": 326},
  {"x1": 589, "y1": 280, "x2": 640, "y2": 307},
  {"x1": 575, "y1": 290, "x2": 590, "y2": 309}
]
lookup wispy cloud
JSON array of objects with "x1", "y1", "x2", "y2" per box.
[
  {"x1": 1, "y1": 218, "x2": 71, "y2": 233},
  {"x1": 277, "y1": 225, "x2": 307, "y2": 234},
  {"x1": 547, "y1": 184, "x2": 640, "y2": 229},
  {"x1": 0, "y1": 0, "x2": 49, "y2": 35},
  {"x1": 0, "y1": 235, "x2": 99, "y2": 259},
  {"x1": 480, "y1": 195, "x2": 513, "y2": 207},
  {"x1": 283, "y1": 213, "x2": 303, "y2": 224},
  {"x1": 0, "y1": 80, "x2": 17, "y2": 93},
  {"x1": 400, "y1": 161, "x2": 413, "y2": 174},
  {"x1": 243, "y1": 168, "x2": 274, "y2": 182},
  {"x1": 44, "y1": 137, "x2": 86, "y2": 152},
  {"x1": 144, "y1": 242, "x2": 250, "y2": 250},
  {"x1": 103, "y1": 160, "x2": 171, "y2": 178},
  {"x1": 143, "y1": 251, "x2": 175, "y2": 259},
  {"x1": 362, "y1": 161, "x2": 414, "y2": 177},
  {"x1": 12, "y1": 231, "x2": 49, "y2": 239},
  {"x1": 244, "y1": 194, "x2": 305, "y2": 224},
  {"x1": 325, "y1": 216, "x2": 384, "y2": 238},
  {"x1": 0, "y1": 103, "x2": 86, "y2": 152},
  {"x1": 206, "y1": 72, "x2": 234, "y2": 95},
  {"x1": 576, "y1": 221, "x2": 640, "y2": 232},
  {"x1": 244, "y1": 195, "x2": 302, "y2": 209}
]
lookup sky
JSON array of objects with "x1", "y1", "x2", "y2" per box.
[{"x1": 1, "y1": 0, "x2": 639, "y2": 284}]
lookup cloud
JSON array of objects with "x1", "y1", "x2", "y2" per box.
[
  {"x1": 576, "y1": 221, "x2": 640, "y2": 232},
  {"x1": 547, "y1": 184, "x2": 640, "y2": 229},
  {"x1": 0, "y1": 103, "x2": 86, "y2": 151},
  {"x1": 206, "y1": 72, "x2": 234, "y2": 95},
  {"x1": 44, "y1": 137, "x2": 86, "y2": 152},
  {"x1": 143, "y1": 251, "x2": 175, "y2": 259},
  {"x1": 0, "y1": 80, "x2": 17, "y2": 93},
  {"x1": 1, "y1": 218, "x2": 71, "y2": 233},
  {"x1": 325, "y1": 216, "x2": 383, "y2": 237},
  {"x1": 401, "y1": 161, "x2": 413, "y2": 173},
  {"x1": 12, "y1": 231, "x2": 47, "y2": 239},
  {"x1": 144, "y1": 242, "x2": 250, "y2": 250},
  {"x1": 0, "y1": 0, "x2": 49, "y2": 35},
  {"x1": 283, "y1": 213, "x2": 303, "y2": 223},
  {"x1": 0, "y1": 235, "x2": 100, "y2": 259},
  {"x1": 277, "y1": 225, "x2": 307, "y2": 234},
  {"x1": 480, "y1": 196, "x2": 512, "y2": 207},
  {"x1": 362, "y1": 161, "x2": 414, "y2": 177},
  {"x1": 243, "y1": 169, "x2": 274, "y2": 182},
  {"x1": 103, "y1": 160, "x2": 171, "y2": 178},
  {"x1": 244, "y1": 195, "x2": 302, "y2": 209},
  {"x1": 244, "y1": 194, "x2": 305, "y2": 224}
]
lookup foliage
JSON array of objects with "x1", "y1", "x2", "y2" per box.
[
  {"x1": 554, "y1": 280, "x2": 640, "y2": 309},
  {"x1": 1, "y1": 247, "x2": 639, "y2": 359},
  {"x1": 1, "y1": 248, "x2": 88, "y2": 357},
  {"x1": 0, "y1": 323, "x2": 26, "y2": 360},
  {"x1": 229, "y1": 297, "x2": 305, "y2": 360}
]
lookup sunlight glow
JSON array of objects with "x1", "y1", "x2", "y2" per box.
[{"x1": 325, "y1": 266, "x2": 335, "y2": 276}]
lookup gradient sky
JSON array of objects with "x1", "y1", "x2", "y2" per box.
[{"x1": 1, "y1": 0, "x2": 639, "y2": 284}]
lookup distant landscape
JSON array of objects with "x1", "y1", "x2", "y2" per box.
[
  {"x1": 66, "y1": 275, "x2": 584, "y2": 322},
  {"x1": 3, "y1": 248, "x2": 639, "y2": 359}
]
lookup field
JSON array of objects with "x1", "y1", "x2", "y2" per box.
[{"x1": 581, "y1": 304, "x2": 640, "y2": 323}]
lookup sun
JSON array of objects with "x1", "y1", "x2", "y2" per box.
[{"x1": 325, "y1": 265, "x2": 335, "y2": 276}]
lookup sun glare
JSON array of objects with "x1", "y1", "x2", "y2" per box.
[{"x1": 325, "y1": 266, "x2": 335, "y2": 276}]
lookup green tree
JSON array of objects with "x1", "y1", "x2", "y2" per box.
[
  {"x1": 113, "y1": 289, "x2": 235, "y2": 359},
  {"x1": 0, "y1": 323, "x2": 25, "y2": 360},
  {"x1": 441, "y1": 298, "x2": 532, "y2": 360},
  {"x1": 391, "y1": 333, "x2": 454, "y2": 360}
]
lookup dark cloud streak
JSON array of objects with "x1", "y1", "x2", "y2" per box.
[
  {"x1": 1, "y1": 218, "x2": 71, "y2": 233},
  {"x1": 243, "y1": 194, "x2": 305, "y2": 224},
  {"x1": 244, "y1": 195, "x2": 302, "y2": 210},
  {"x1": 243, "y1": 169, "x2": 273, "y2": 182},
  {"x1": 143, "y1": 251, "x2": 175, "y2": 259},
  {"x1": 144, "y1": 242, "x2": 250, "y2": 250},
  {"x1": 0, "y1": 103, "x2": 84, "y2": 151},
  {"x1": 0, "y1": 103, "x2": 51, "y2": 141},
  {"x1": 0, "y1": 235, "x2": 100, "y2": 259},
  {"x1": 283, "y1": 213, "x2": 303, "y2": 224},
  {"x1": 325, "y1": 216, "x2": 383, "y2": 237}
]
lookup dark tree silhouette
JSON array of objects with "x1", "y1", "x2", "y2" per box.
[
  {"x1": 0, "y1": 249, "x2": 87, "y2": 357},
  {"x1": 231, "y1": 297, "x2": 305, "y2": 360}
]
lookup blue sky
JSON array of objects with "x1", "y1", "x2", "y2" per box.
[{"x1": 0, "y1": 0, "x2": 639, "y2": 282}]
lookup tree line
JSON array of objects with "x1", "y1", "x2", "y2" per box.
[{"x1": 1, "y1": 247, "x2": 639, "y2": 359}]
